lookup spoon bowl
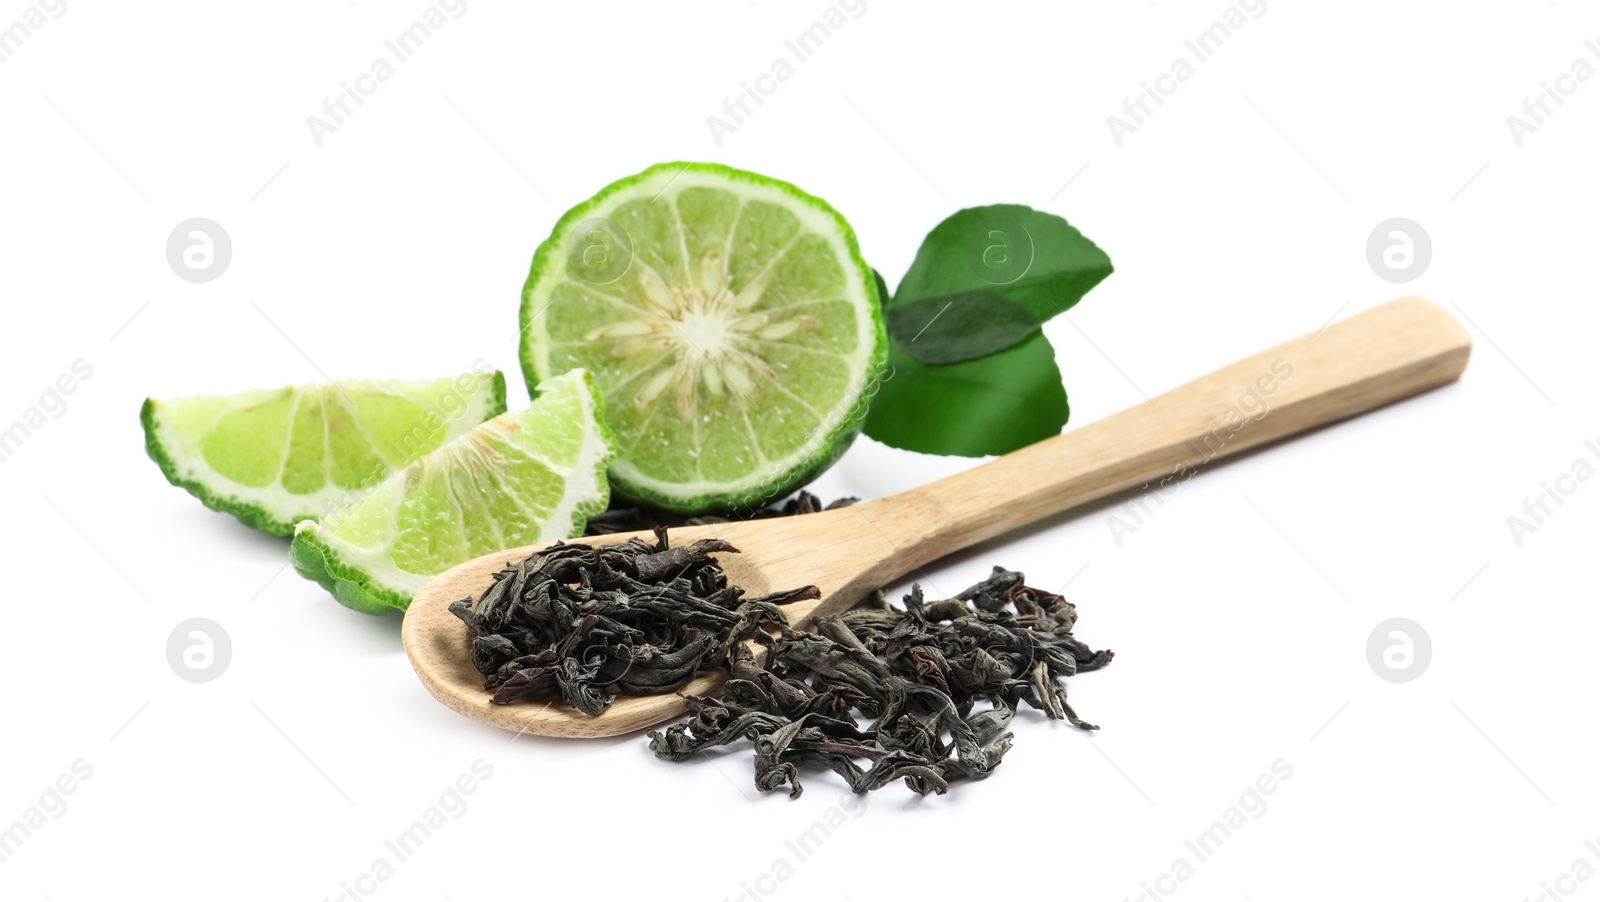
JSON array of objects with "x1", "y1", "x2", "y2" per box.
[{"x1": 401, "y1": 511, "x2": 899, "y2": 738}]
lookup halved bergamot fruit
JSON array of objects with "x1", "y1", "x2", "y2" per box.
[
  {"x1": 289, "y1": 370, "x2": 615, "y2": 614},
  {"x1": 519, "y1": 162, "x2": 885, "y2": 515},
  {"x1": 143, "y1": 370, "x2": 506, "y2": 535}
]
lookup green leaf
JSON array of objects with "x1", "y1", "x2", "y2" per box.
[
  {"x1": 894, "y1": 204, "x2": 1113, "y2": 325},
  {"x1": 864, "y1": 329, "x2": 1069, "y2": 457},
  {"x1": 860, "y1": 207, "x2": 1107, "y2": 457},
  {"x1": 885, "y1": 293, "x2": 1038, "y2": 365}
]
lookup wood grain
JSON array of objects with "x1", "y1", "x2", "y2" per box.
[{"x1": 402, "y1": 296, "x2": 1472, "y2": 738}]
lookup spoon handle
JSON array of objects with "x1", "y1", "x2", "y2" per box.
[{"x1": 886, "y1": 296, "x2": 1472, "y2": 563}]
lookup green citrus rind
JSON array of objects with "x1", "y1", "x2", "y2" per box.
[
  {"x1": 519, "y1": 162, "x2": 886, "y2": 516},
  {"x1": 143, "y1": 371, "x2": 508, "y2": 536},
  {"x1": 288, "y1": 530, "x2": 401, "y2": 615}
]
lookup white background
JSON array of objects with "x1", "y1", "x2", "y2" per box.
[{"x1": 2, "y1": 2, "x2": 1597, "y2": 900}]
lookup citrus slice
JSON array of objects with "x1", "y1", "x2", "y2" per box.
[
  {"x1": 520, "y1": 162, "x2": 886, "y2": 515},
  {"x1": 289, "y1": 370, "x2": 615, "y2": 614},
  {"x1": 143, "y1": 371, "x2": 507, "y2": 536}
]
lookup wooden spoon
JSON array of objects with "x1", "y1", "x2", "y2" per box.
[{"x1": 403, "y1": 296, "x2": 1471, "y2": 738}]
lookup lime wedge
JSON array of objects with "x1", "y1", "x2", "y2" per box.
[
  {"x1": 520, "y1": 162, "x2": 885, "y2": 515},
  {"x1": 143, "y1": 371, "x2": 507, "y2": 536},
  {"x1": 289, "y1": 370, "x2": 615, "y2": 614}
]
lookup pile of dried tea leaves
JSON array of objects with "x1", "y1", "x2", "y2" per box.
[
  {"x1": 649, "y1": 568, "x2": 1113, "y2": 797},
  {"x1": 452, "y1": 528, "x2": 1114, "y2": 798},
  {"x1": 449, "y1": 528, "x2": 818, "y2": 715}
]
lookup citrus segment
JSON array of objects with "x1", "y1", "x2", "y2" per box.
[
  {"x1": 143, "y1": 371, "x2": 506, "y2": 535},
  {"x1": 289, "y1": 370, "x2": 615, "y2": 614}
]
